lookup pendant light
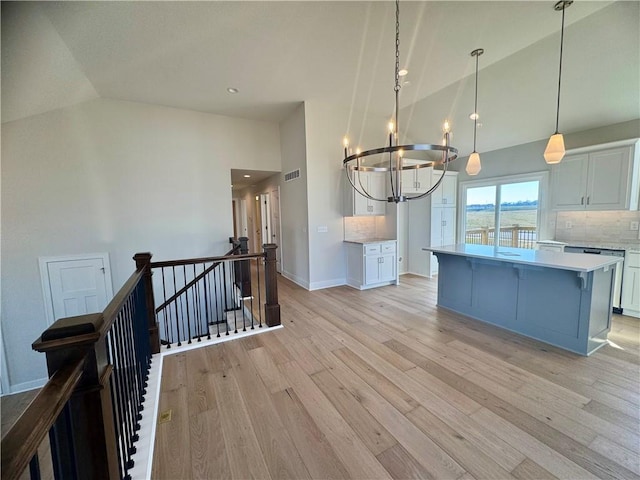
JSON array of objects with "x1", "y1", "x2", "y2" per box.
[
  {"x1": 466, "y1": 48, "x2": 484, "y2": 176},
  {"x1": 544, "y1": 0, "x2": 573, "y2": 164},
  {"x1": 342, "y1": 0, "x2": 458, "y2": 203}
]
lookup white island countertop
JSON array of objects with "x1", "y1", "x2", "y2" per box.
[{"x1": 423, "y1": 244, "x2": 622, "y2": 273}]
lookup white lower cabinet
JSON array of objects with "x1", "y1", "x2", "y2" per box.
[
  {"x1": 346, "y1": 241, "x2": 397, "y2": 290},
  {"x1": 621, "y1": 251, "x2": 640, "y2": 318}
]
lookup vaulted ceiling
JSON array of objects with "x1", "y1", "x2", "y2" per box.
[{"x1": 2, "y1": 1, "x2": 638, "y2": 156}]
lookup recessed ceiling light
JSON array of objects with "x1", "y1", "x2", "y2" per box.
[
  {"x1": 243, "y1": 174, "x2": 251, "y2": 178},
  {"x1": 398, "y1": 69, "x2": 408, "y2": 77},
  {"x1": 469, "y1": 112, "x2": 479, "y2": 120},
  {"x1": 227, "y1": 87, "x2": 239, "y2": 94}
]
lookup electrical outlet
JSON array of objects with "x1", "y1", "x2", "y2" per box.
[
  {"x1": 630, "y1": 221, "x2": 639, "y2": 231},
  {"x1": 565, "y1": 221, "x2": 572, "y2": 229}
]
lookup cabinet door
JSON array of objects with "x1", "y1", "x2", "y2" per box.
[
  {"x1": 431, "y1": 208, "x2": 444, "y2": 246},
  {"x1": 369, "y1": 173, "x2": 387, "y2": 214},
  {"x1": 402, "y1": 169, "x2": 417, "y2": 194},
  {"x1": 349, "y1": 172, "x2": 386, "y2": 215},
  {"x1": 378, "y1": 254, "x2": 396, "y2": 282},
  {"x1": 364, "y1": 255, "x2": 381, "y2": 284},
  {"x1": 441, "y1": 208, "x2": 456, "y2": 246},
  {"x1": 415, "y1": 166, "x2": 432, "y2": 194},
  {"x1": 431, "y1": 172, "x2": 457, "y2": 206},
  {"x1": 587, "y1": 148, "x2": 631, "y2": 210},
  {"x1": 621, "y1": 267, "x2": 639, "y2": 311},
  {"x1": 550, "y1": 154, "x2": 589, "y2": 210}
]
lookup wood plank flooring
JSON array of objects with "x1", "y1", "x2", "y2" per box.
[{"x1": 152, "y1": 274, "x2": 640, "y2": 479}]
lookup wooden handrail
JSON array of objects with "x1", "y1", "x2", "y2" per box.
[
  {"x1": 149, "y1": 251, "x2": 262, "y2": 269},
  {"x1": 154, "y1": 243, "x2": 245, "y2": 313},
  {"x1": 1, "y1": 356, "x2": 86, "y2": 480}
]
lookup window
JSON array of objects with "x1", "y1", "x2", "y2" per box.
[{"x1": 460, "y1": 172, "x2": 548, "y2": 249}]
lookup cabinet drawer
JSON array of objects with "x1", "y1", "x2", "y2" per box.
[
  {"x1": 365, "y1": 244, "x2": 381, "y2": 255},
  {"x1": 627, "y1": 252, "x2": 640, "y2": 268},
  {"x1": 381, "y1": 243, "x2": 396, "y2": 254}
]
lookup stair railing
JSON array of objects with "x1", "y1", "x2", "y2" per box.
[
  {"x1": 2, "y1": 253, "x2": 160, "y2": 480},
  {"x1": 150, "y1": 240, "x2": 281, "y2": 348}
]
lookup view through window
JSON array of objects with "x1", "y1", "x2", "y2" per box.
[{"x1": 464, "y1": 180, "x2": 540, "y2": 249}]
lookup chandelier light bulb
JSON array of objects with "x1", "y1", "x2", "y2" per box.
[
  {"x1": 443, "y1": 120, "x2": 451, "y2": 133},
  {"x1": 343, "y1": 137, "x2": 349, "y2": 148},
  {"x1": 388, "y1": 121, "x2": 395, "y2": 133}
]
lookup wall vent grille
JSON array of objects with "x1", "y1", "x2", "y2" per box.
[{"x1": 284, "y1": 169, "x2": 301, "y2": 182}]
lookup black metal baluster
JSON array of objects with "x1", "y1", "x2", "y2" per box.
[
  {"x1": 112, "y1": 318, "x2": 135, "y2": 469},
  {"x1": 124, "y1": 297, "x2": 143, "y2": 418},
  {"x1": 204, "y1": 266, "x2": 212, "y2": 340},
  {"x1": 172, "y1": 266, "x2": 181, "y2": 346},
  {"x1": 161, "y1": 267, "x2": 170, "y2": 349},
  {"x1": 29, "y1": 452, "x2": 41, "y2": 480},
  {"x1": 106, "y1": 332, "x2": 127, "y2": 479},
  {"x1": 256, "y1": 256, "x2": 263, "y2": 327},
  {"x1": 213, "y1": 266, "x2": 222, "y2": 337},
  {"x1": 182, "y1": 265, "x2": 192, "y2": 344},
  {"x1": 249, "y1": 258, "x2": 255, "y2": 329}
]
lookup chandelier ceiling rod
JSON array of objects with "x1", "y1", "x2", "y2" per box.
[{"x1": 342, "y1": 0, "x2": 458, "y2": 203}]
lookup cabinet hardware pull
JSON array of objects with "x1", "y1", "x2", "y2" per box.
[
  {"x1": 587, "y1": 196, "x2": 590, "y2": 205},
  {"x1": 581, "y1": 196, "x2": 584, "y2": 205},
  {"x1": 443, "y1": 198, "x2": 447, "y2": 204}
]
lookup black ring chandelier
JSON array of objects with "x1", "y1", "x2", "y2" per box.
[{"x1": 342, "y1": 0, "x2": 459, "y2": 204}]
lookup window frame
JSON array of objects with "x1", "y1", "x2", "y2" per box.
[{"x1": 457, "y1": 171, "x2": 550, "y2": 247}]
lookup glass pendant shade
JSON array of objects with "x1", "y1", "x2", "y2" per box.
[
  {"x1": 544, "y1": 133, "x2": 565, "y2": 164},
  {"x1": 466, "y1": 152, "x2": 481, "y2": 175}
]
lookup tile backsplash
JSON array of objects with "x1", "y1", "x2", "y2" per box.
[
  {"x1": 554, "y1": 211, "x2": 640, "y2": 248},
  {"x1": 344, "y1": 216, "x2": 385, "y2": 241}
]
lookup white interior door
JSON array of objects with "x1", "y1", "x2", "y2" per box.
[
  {"x1": 40, "y1": 254, "x2": 114, "y2": 325},
  {"x1": 239, "y1": 199, "x2": 248, "y2": 238},
  {"x1": 270, "y1": 187, "x2": 282, "y2": 272},
  {"x1": 260, "y1": 193, "x2": 271, "y2": 249}
]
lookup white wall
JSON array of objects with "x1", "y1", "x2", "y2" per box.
[
  {"x1": 303, "y1": 100, "x2": 393, "y2": 290},
  {"x1": 1, "y1": 98, "x2": 281, "y2": 390},
  {"x1": 279, "y1": 104, "x2": 310, "y2": 288}
]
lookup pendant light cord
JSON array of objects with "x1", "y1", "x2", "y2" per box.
[
  {"x1": 473, "y1": 52, "x2": 479, "y2": 152},
  {"x1": 555, "y1": 3, "x2": 566, "y2": 134}
]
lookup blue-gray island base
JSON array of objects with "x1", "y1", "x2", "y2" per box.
[{"x1": 423, "y1": 244, "x2": 622, "y2": 356}]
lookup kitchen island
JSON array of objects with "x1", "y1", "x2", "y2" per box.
[{"x1": 423, "y1": 244, "x2": 622, "y2": 355}]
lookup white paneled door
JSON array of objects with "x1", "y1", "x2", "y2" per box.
[{"x1": 40, "y1": 254, "x2": 114, "y2": 325}]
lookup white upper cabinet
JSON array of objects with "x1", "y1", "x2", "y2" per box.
[
  {"x1": 344, "y1": 171, "x2": 386, "y2": 216},
  {"x1": 431, "y1": 171, "x2": 458, "y2": 207},
  {"x1": 550, "y1": 140, "x2": 639, "y2": 211},
  {"x1": 401, "y1": 161, "x2": 432, "y2": 195}
]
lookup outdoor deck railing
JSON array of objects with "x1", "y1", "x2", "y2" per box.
[{"x1": 465, "y1": 225, "x2": 537, "y2": 249}]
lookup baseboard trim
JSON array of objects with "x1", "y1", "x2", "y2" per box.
[
  {"x1": 281, "y1": 271, "x2": 310, "y2": 290},
  {"x1": 4, "y1": 378, "x2": 47, "y2": 395},
  {"x1": 309, "y1": 278, "x2": 346, "y2": 291}
]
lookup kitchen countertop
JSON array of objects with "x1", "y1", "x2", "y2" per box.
[
  {"x1": 423, "y1": 244, "x2": 622, "y2": 273},
  {"x1": 344, "y1": 238, "x2": 396, "y2": 245},
  {"x1": 562, "y1": 242, "x2": 640, "y2": 252}
]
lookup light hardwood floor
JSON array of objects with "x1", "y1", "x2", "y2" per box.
[{"x1": 152, "y1": 274, "x2": 640, "y2": 479}]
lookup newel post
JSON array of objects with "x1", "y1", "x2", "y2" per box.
[
  {"x1": 239, "y1": 236, "x2": 249, "y2": 254},
  {"x1": 134, "y1": 252, "x2": 160, "y2": 354},
  {"x1": 33, "y1": 315, "x2": 120, "y2": 480},
  {"x1": 263, "y1": 243, "x2": 281, "y2": 327}
]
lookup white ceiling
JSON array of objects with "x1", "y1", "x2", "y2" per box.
[{"x1": 2, "y1": 1, "x2": 638, "y2": 156}]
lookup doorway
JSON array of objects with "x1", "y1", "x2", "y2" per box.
[
  {"x1": 39, "y1": 253, "x2": 114, "y2": 326},
  {"x1": 270, "y1": 187, "x2": 282, "y2": 273}
]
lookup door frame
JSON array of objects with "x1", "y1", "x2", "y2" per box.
[
  {"x1": 270, "y1": 186, "x2": 283, "y2": 273},
  {"x1": 39, "y1": 253, "x2": 114, "y2": 327}
]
